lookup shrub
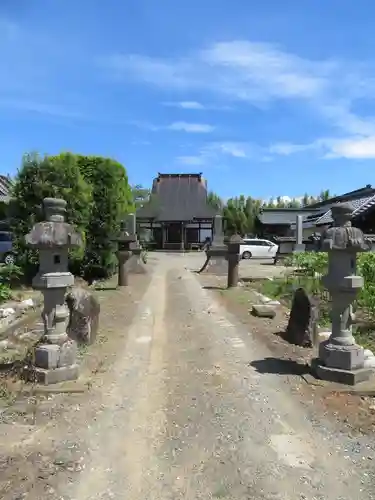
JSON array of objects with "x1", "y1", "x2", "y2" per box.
[
  {"x1": 10, "y1": 152, "x2": 92, "y2": 281},
  {"x1": 76, "y1": 155, "x2": 134, "y2": 282},
  {"x1": 0, "y1": 284, "x2": 11, "y2": 303}
]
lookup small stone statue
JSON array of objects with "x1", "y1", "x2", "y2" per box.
[{"x1": 66, "y1": 287, "x2": 100, "y2": 345}]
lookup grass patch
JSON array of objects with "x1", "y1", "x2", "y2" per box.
[{"x1": 354, "y1": 325, "x2": 375, "y2": 352}]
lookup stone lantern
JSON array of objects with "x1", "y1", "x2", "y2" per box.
[
  {"x1": 313, "y1": 202, "x2": 373, "y2": 385},
  {"x1": 25, "y1": 197, "x2": 82, "y2": 384},
  {"x1": 111, "y1": 218, "x2": 136, "y2": 287},
  {"x1": 227, "y1": 233, "x2": 244, "y2": 287}
]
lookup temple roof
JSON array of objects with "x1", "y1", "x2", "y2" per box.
[
  {"x1": 136, "y1": 173, "x2": 218, "y2": 221},
  {"x1": 257, "y1": 185, "x2": 375, "y2": 228}
]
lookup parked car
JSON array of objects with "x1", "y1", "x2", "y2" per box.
[
  {"x1": 0, "y1": 231, "x2": 16, "y2": 265},
  {"x1": 240, "y1": 238, "x2": 278, "y2": 260}
]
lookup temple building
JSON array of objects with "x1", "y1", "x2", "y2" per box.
[
  {"x1": 254, "y1": 185, "x2": 375, "y2": 239},
  {"x1": 136, "y1": 173, "x2": 218, "y2": 250}
]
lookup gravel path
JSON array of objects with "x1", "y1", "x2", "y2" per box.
[{"x1": 2, "y1": 254, "x2": 375, "y2": 499}]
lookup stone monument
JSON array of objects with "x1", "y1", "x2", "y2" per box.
[
  {"x1": 25, "y1": 197, "x2": 82, "y2": 384},
  {"x1": 293, "y1": 214, "x2": 305, "y2": 253},
  {"x1": 111, "y1": 218, "x2": 136, "y2": 287},
  {"x1": 313, "y1": 202, "x2": 374, "y2": 385},
  {"x1": 204, "y1": 214, "x2": 228, "y2": 275},
  {"x1": 285, "y1": 288, "x2": 317, "y2": 347},
  {"x1": 126, "y1": 213, "x2": 147, "y2": 274}
]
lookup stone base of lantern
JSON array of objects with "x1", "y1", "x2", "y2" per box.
[
  {"x1": 312, "y1": 359, "x2": 373, "y2": 385},
  {"x1": 33, "y1": 364, "x2": 79, "y2": 385},
  {"x1": 312, "y1": 340, "x2": 374, "y2": 385},
  {"x1": 30, "y1": 341, "x2": 79, "y2": 385}
]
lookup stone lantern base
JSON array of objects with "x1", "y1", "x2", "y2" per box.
[
  {"x1": 32, "y1": 341, "x2": 79, "y2": 385},
  {"x1": 312, "y1": 341, "x2": 374, "y2": 385}
]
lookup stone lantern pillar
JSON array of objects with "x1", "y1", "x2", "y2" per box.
[
  {"x1": 25, "y1": 197, "x2": 82, "y2": 385},
  {"x1": 126, "y1": 213, "x2": 147, "y2": 274},
  {"x1": 227, "y1": 234, "x2": 244, "y2": 288},
  {"x1": 111, "y1": 219, "x2": 136, "y2": 287},
  {"x1": 313, "y1": 202, "x2": 373, "y2": 385}
]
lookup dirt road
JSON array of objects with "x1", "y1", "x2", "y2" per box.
[{"x1": 1, "y1": 254, "x2": 375, "y2": 499}]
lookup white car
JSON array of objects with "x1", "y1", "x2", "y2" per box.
[{"x1": 240, "y1": 238, "x2": 278, "y2": 260}]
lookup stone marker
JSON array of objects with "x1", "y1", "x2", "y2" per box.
[
  {"x1": 313, "y1": 202, "x2": 374, "y2": 385},
  {"x1": 66, "y1": 287, "x2": 100, "y2": 344},
  {"x1": 25, "y1": 197, "x2": 82, "y2": 385},
  {"x1": 293, "y1": 214, "x2": 305, "y2": 253},
  {"x1": 285, "y1": 288, "x2": 318, "y2": 347},
  {"x1": 202, "y1": 214, "x2": 228, "y2": 275},
  {"x1": 251, "y1": 304, "x2": 276, "y2": 319},
  {"x1": 126, "y1": 213, "x2": 147, "y2": 274}
]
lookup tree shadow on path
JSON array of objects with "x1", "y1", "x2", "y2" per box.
[{"x1": 250, "y1": 357, "x2": 310, "y2": 376}]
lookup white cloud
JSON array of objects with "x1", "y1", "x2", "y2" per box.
[
  {"x1": 104, "y1": 41, "x2": 329, "y2": 103},
  {"x1": 206, "y1": 142, "x2": 249, "y2": 158},
  {"x1": 269, "y1": 142, "x2": 315, "y2": 156},
  {"x1": 167, "y1": 121, "x2": 214, "y2": 133},
  {"x1": 324, "y1": 136, "x2": 375, "y2": 159},
  {"x1": 164, "y1": 101, "x2": 205, "y2": 109},
  {"x1": 177, "y1": 155, "x2": 206, "y2": 165},
  {"x1": 103, "y1": 40, "x2": 375, "y2": 154}
]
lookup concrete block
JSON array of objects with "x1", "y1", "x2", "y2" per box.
[
  {"x1": 35, "y1": 344, "x2": 60, "y2": 369},
  {"x1": 251, "y1": 304, "x2": 276, "y2": 319}
]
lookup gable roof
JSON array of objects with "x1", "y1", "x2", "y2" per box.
[
  {"x1": 257, "y1": 207, "x2": 321, "y2": 225},
  {"x1": 258, "y1": 185, "x2": 375, "y2": 228},
  {"x1": 136, "y1": 173, "x2": 218, "y2": 221},
  {"x1": 0, "y1": 175, "x2": 13, "y2": 203}
]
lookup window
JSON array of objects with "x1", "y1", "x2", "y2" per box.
[
  {"x1": 243, "y1": 240, "x2": 262, "y2": 246},
  {"x1": 0, "y1": 233, "x2": 11, "y2": 242}
]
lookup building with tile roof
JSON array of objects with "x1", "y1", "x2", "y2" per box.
[
  {"x1": 255, "y1": 185, "x2": 375, "y2": 239},
  {"x1": 136, "y1": 173, "x2": 219, "y2": 250}
]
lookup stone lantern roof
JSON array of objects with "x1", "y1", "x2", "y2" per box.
[{"x1": 25, "y1": 198, "x2": 82, "y2": 249}]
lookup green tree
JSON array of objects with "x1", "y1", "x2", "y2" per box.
[
  {"x1": 76, "y1": 155, "x2": 134, "y2": 282},
  {"x1": 207, "y1": 191, "x2": 224, "y2": 211},
  {"x1": 10, "y1": 152, "x2": 92, "y2": 281},
  {"x1": 132, "y1": 184, "x2": 150, "y2": 209}
]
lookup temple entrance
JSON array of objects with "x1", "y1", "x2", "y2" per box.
[{"x1": 166, "y1": 223, "x2": 182, "y2": 244}]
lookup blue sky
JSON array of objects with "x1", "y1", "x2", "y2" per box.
[{"x1": 1, "y1": 1, "x2": 375, "y2": 200}]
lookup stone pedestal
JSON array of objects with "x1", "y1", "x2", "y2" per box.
[
  {"x1": 202, "y1": 214, "x2": 228, "y2": 275},
  {"x1": 25, "y1": 197, "x2": 82, "y2": 385},
  {"x1": 313, "y1": 202, "x2": 374, "y2": 385},
  {"x1": 293, "y1": 215, "x2": 305, "y2": 253}
]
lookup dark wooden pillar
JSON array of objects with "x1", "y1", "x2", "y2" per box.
[{"x1": 181, "y1": 222, "x2": 185, "y2": 250}]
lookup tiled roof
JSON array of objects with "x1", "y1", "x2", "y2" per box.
[
  {"x1": 258, "y1": 208, "x2": 320, "y2": 225},
  {"x1": 0, "y1": 176, "x2": 12, "y2": 197},
  {"x1": 315, "y1": 195, "x2": 375, "y2": 225},
  {"x1": 136, "y1": 173, "x2": 218, "y2": 221}
]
